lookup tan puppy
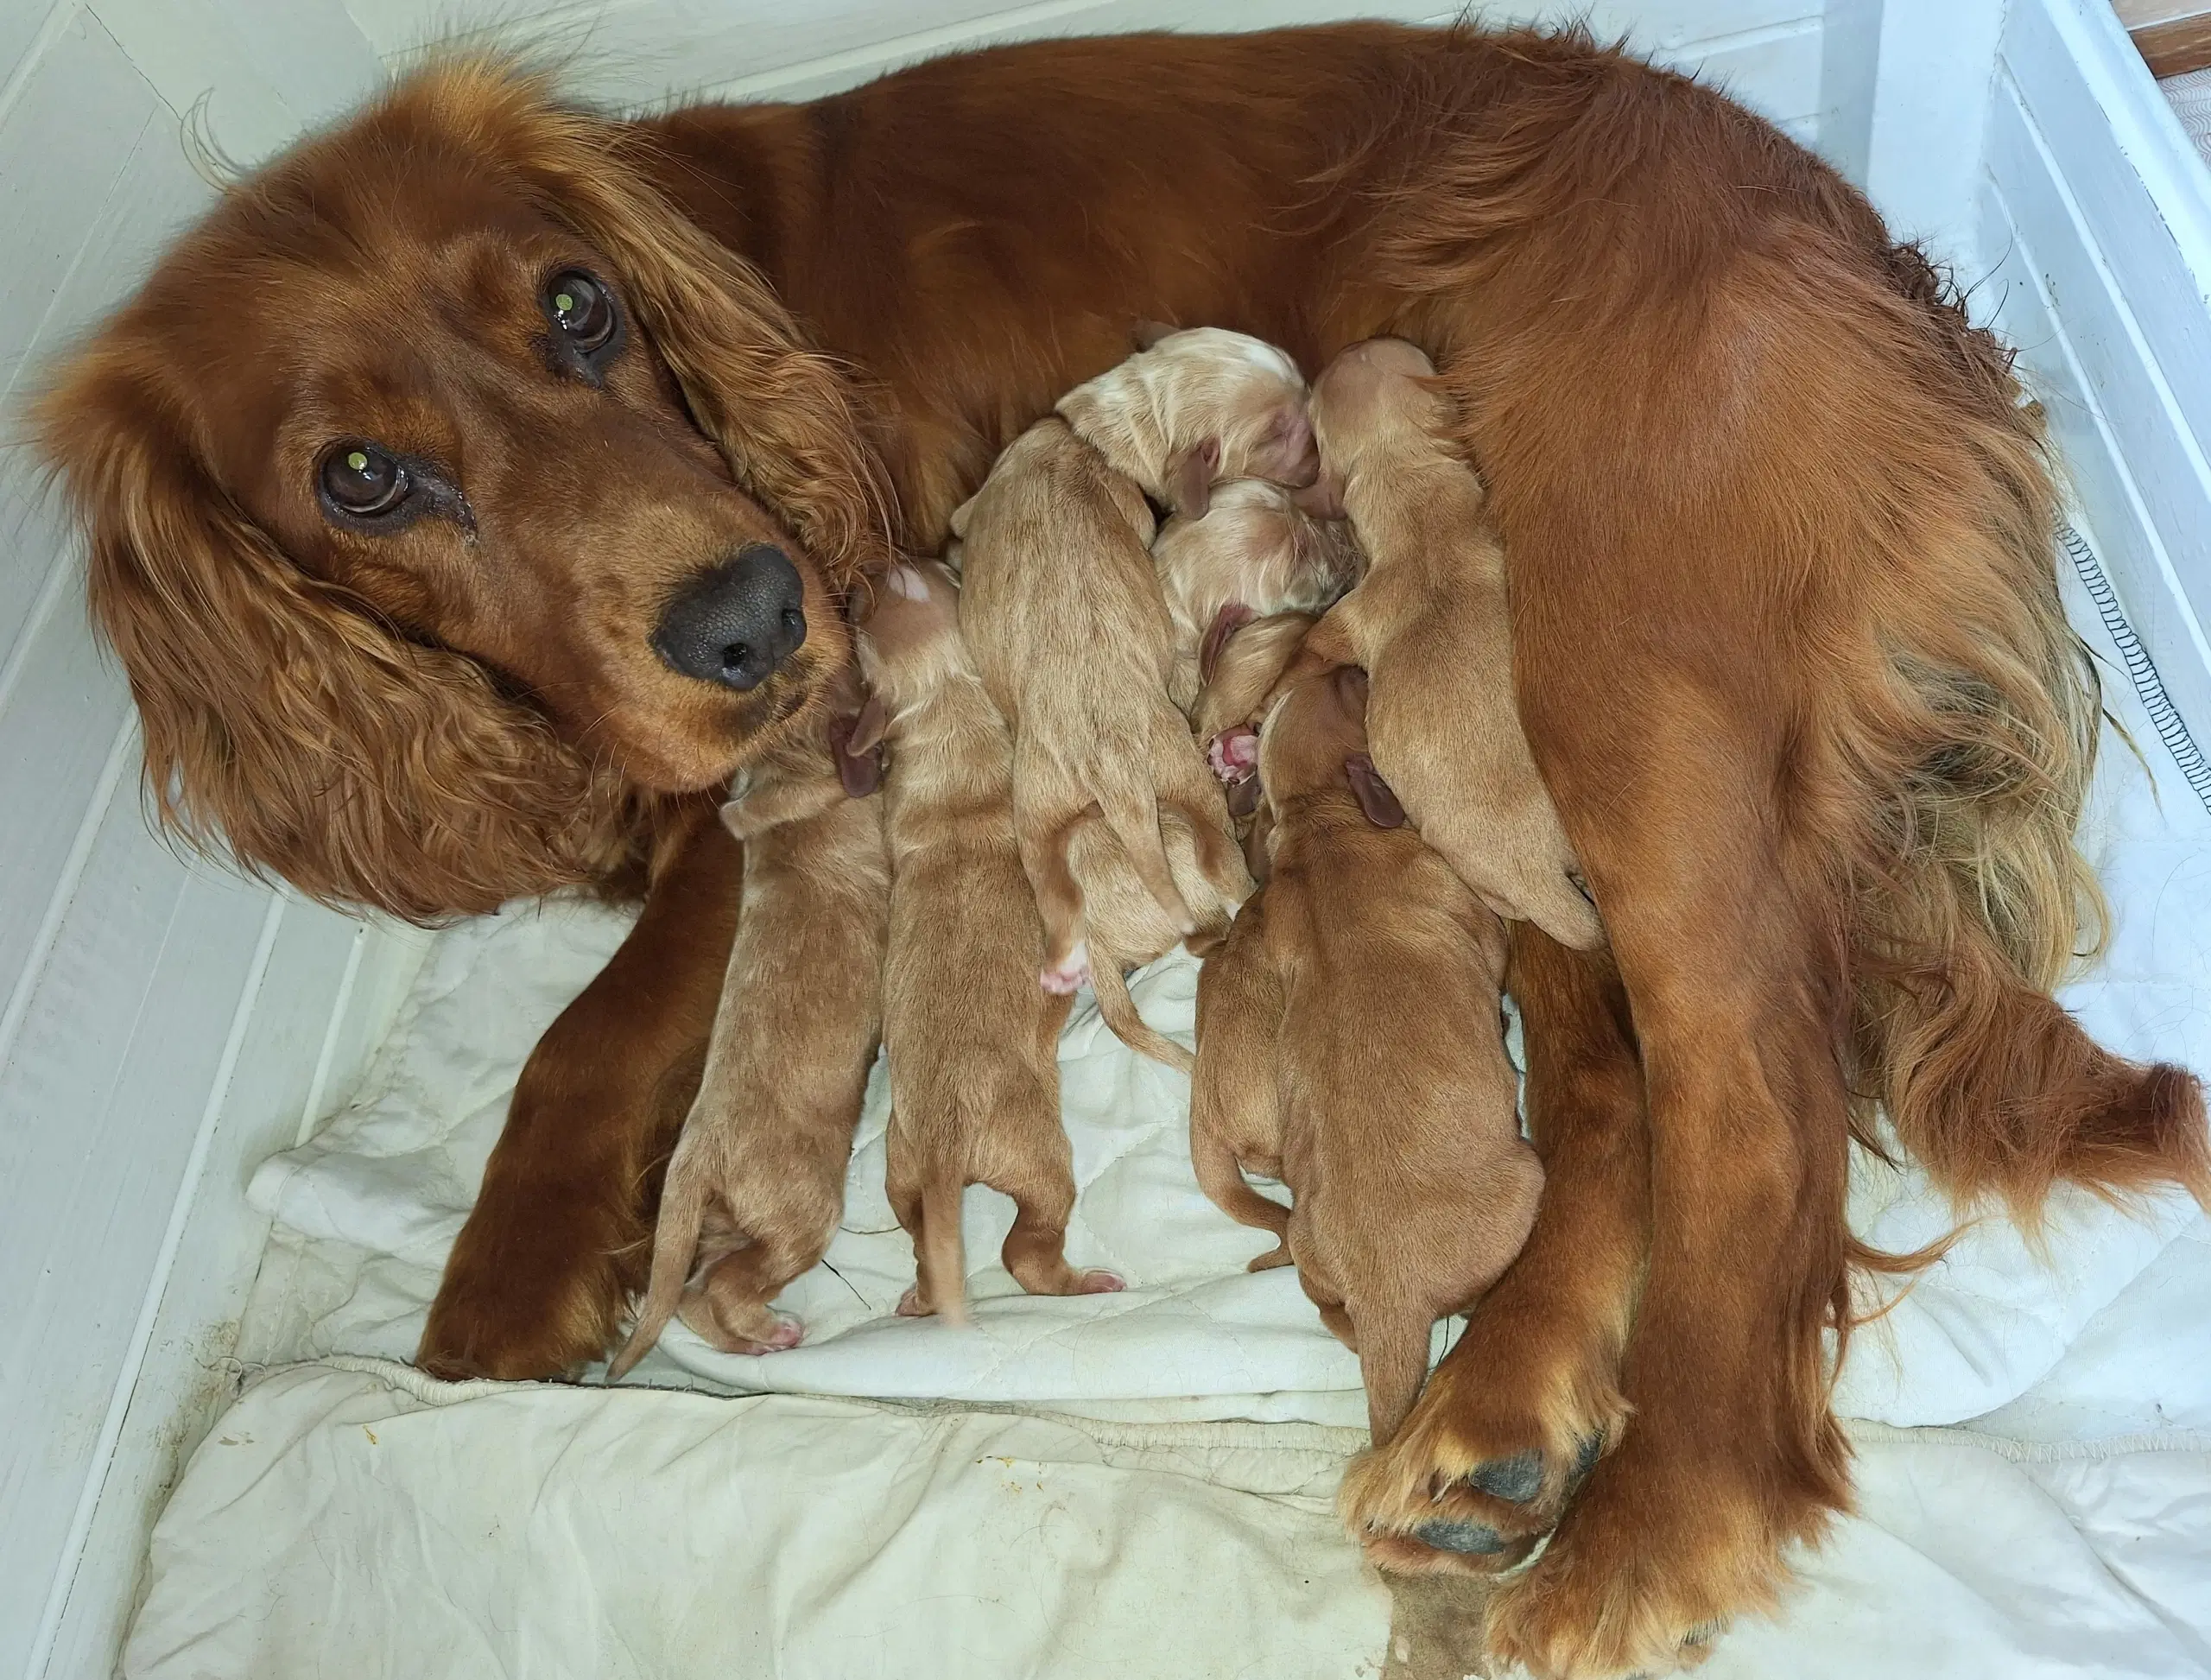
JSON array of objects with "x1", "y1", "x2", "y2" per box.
[
  {"x1": 852, "y1": 560, "x2": 1123, "y2": 1323},
  {"x1": 1293, "y1": 339, "x2": 1604, "y2": 950},
  {"x1": 606, "y1": 688, "x2": 890, "y2": 1379},
  {"x1": 1152, "y1": 477, "x2": 1359, "y2": 713},
  {"x1": 953, "y1": 416, "x2": 1249, "y2": 1071},
  {"x1": 1189, "y1": 666, "x2": 1543, "y2": 1444},
  {"x1": 1057, "y1": 325, "x2": 1319, "y2": 517}
]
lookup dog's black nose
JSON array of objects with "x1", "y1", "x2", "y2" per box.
[{"x1": 652, "y1": 543, "x2": 807, "y2": 690}]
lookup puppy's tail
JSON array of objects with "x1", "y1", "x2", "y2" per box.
[
  {"x1": 918, "y1": 1175, "x2": 971, "y2": 1327},
  {"x1": 606, "y1": 1140, "x2": 709, "y2": 1382},
  {"x1": 1189, "y1": 1125, "x2": 1290, "y2": 1269},
  {"x1": 1097, "y1": 777, "x2": 1197, "y2": 935},
  {"x1": 1092, "y1": 954, "x2": 1196, "y2": 1075}
]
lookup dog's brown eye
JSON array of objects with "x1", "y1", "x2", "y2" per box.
[
  {"x1": 319, "y1": 443, "x2": 410, "y2": 519},
  {"x1": 545, "y1": 270, "x2": 617, "y2": 354}
]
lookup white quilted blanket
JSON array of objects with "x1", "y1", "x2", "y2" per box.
[{"x1": 124, "y1": 554, "x2": 2211, "y2": 1679}]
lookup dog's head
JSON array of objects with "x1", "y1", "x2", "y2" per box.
[{"x1": 34, "y1": 60, "x2": 893, "y2": 920}]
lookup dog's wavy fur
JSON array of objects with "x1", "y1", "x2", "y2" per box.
[
  {"x1": 35, "y1": 63, "x2": 893, "y2": 922},
  {"x1": 32, "y1": 26, "x2": 2208, "y2": 1676}
]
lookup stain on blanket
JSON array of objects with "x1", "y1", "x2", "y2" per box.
[{"x1": 1382, "y1": 1572, "x2": 1493, "y2": 1680}]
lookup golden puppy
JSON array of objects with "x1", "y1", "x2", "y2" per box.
[
  {"x1": 852, "y1": 560, "x2": 1124, "y2": 1322},
  {"x1": 1189, "y1": 666, "x2": 1543, "y2": 1444},
  {"x1": 953, "y1": 416, "x2": 1249, "y2": 1071},
  {"x1": 606, "y1": 688, "x2": 889, "y2": 1379},
  {"x1": 1293, "y1": 339, "x2": 1603, "y2": 950},
  {"x1": 1152, "y1": 476, "x2": 1359, "y2": 713},
  {"x1": 1056, "y1": 325, "x2": 1319, "y2": 517}
]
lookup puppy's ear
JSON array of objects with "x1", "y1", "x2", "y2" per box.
[
  {"x1": 828, "y1": 707, "x2": 884, "y2": 798},
  {"x1": 846, "y1": 695, "x2": 889, "y2": 756},
  {"x1": 1167, "y1": 438, "x2": 1220, "y2": 518},
  {"x1": 1131, "y1": 319, "x2": 1182, "y2": 351},
  {"x1": 1345, "y1": 753, "x2": 1404, "y2": 828},
  {"x1": 1291, "y1": 478, "x2": 1344, "y2": 521},
  {"x1": 947, "y1": 492, "x2": 977, "y2": 541},
  {"x1": 1199, "y1": 602, "x2": 1257, "y2": 685}
]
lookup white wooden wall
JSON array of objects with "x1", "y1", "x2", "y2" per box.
[
  {"x1": 0, "y1": 10, "x2": 428, "y2": 1680},
  {"x1": 1980, "y1": 0, "x2": 2211, "y2": 739},
  {"x1": 0, "y1": 3, "x2": 2037, "y2": 1677}
]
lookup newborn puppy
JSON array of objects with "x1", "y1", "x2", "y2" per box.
[
  {"x1": 1188, "y1": 666, "x2": 1543, "y2": 1445},
  {"x1": 1057, "y1": 325, "x2": 1319, "y2": 517},
  {"x1": 607, "y1": 687, "x2": 890, "y2": 1379},
  {"x1": 1290, "y1": 339, "x2": 1603, "y2": 949},
  {"x1": 953, "y1": 416, "x2": 1250, "y2": 1071},
  {"x1": 852, "y1": 560, "x2": 1123, "y2": 1323},
  {"x1": 1152, "y1": 477, "x2": 1359, "y2": 713}
]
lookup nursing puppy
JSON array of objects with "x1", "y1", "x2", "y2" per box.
[
  {"x1": 953, "y1": 416, "x2": 1249, "y2": 1071},
  {"x1": 1189, "y1": 667, "x2": 1543, "y2": 1445},
  {"x1": 1152, "y1": 477, "x2": 1359, "y2": 713},
  {"x1": 1293, "y1": 339, "x2": 1604, "y2": 949},
  {"x1": 606, "y1": 690, "x2": 889, "y2": 1379},
  {"x1": 853, "y1": 560, "x2": 1122, "y2": 1322},
  {"x1": 1057, "y1": 325, "x2": 1319, "y2": 518}
]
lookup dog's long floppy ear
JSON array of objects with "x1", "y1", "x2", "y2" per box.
[
  {"x1": 34, "y1": 347, "x2": 628, "y2": 923},
  {"x1": 497, "y1": 86, "x2": 896, "y2": 588}
]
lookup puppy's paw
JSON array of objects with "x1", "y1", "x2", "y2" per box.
[
  {"x1": 1074, "y1": 1270, "x2": 1125, "y2": 1294},
  {"x1": 740, "y1": 1310, "x2": 806, "y2": 1354},
  {"x1": 1040, "y1": 941, "x2": 1092, "y2": 995},
  {"x1": 896, "y1": 1286, "x2": 933, "y2": 1318},
  {"x1": 1207, "y1": 726, "x2": 1261, "y2": 782}
]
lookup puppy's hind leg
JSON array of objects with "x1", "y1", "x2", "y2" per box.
[
  {"x1": 1097, "y1": 777, "x2": 1197, "y2": 937},
  {"x1": 992, "y1": 1088, "x2": 1124, "y2": 1299},
  {"x1": 1022, "y1": 812, "x2": 1093, "y2": 994}
]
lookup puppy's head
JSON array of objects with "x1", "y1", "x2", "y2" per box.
[
  {"x1": 1305, "y1": 338, "x2": 1451, "y2": 511},
  {"x1": 1258, "y1": 665, "x2": 1403, "y2": 827},
  {"x1": 1154, "y1": 479, "x2": 1361, "y2": 643},
  {"x1": 1058, "y1": 327, "x2": 1316, "y2": 517}
]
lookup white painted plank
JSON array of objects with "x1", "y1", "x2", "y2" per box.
[
  {"x1": 2006, "y1": 0, "x2": 2211, "y2": 479},
  {"x1": 1857, "y1": 0, "x2": 2003, "y2": 269},
  {"x1": 89, "y1": 0, "x2": 382, "y2": 166},
  {"x1": 0, "y1": 9, "x2": 159, "y2": 395},
  {"x1": 37, "y1": 894, "x2": 364, "y2": 1680},
  {"x1": 0, "y1": 2, "x2": 73, "y2": 125},
  {"x1": 0, "y1": 580, "x2": 136, "y2": 1037},
  {"x1": 0, "y1": 795, "x2": 278, "y2": 1680},
  {"x1": 1989, "y1": 75, "x2": 2211, "y2": 643}
]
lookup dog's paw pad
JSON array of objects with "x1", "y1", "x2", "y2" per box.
[
  {"x1": 1466, "y1": 1449, "x2": 1545, "y2": 1504},
  {"x1": 1409, "y1": 1518, "x2": 1508, "y2": 1556},
  {"x1": 1075, "y1": 1270, "x2": 1125, "y2": 1294},
  {"x1": 895, "y1": 1288, "x2": 931, "y2": 1318}
]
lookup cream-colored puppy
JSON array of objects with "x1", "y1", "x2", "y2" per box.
[
  {"x1": 1291, "y1": 339, "x2": 1602, "y2": 948},
  {"x1": 606, "y1": 687, "x2": 889, "y2": 1379},
  {"x1": 852, "y1": 560, "x2": 1123, "y2": 1322},
  {"x1": 1056, "y1": 325, "x2": 1319, "y2": 517},
  {"x1": 953, "y1": 416, "x2": 1250, "y2": 1071},
  {"x1": 1152, "y1": 476, "x2": 1359, "y2": 714}
]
